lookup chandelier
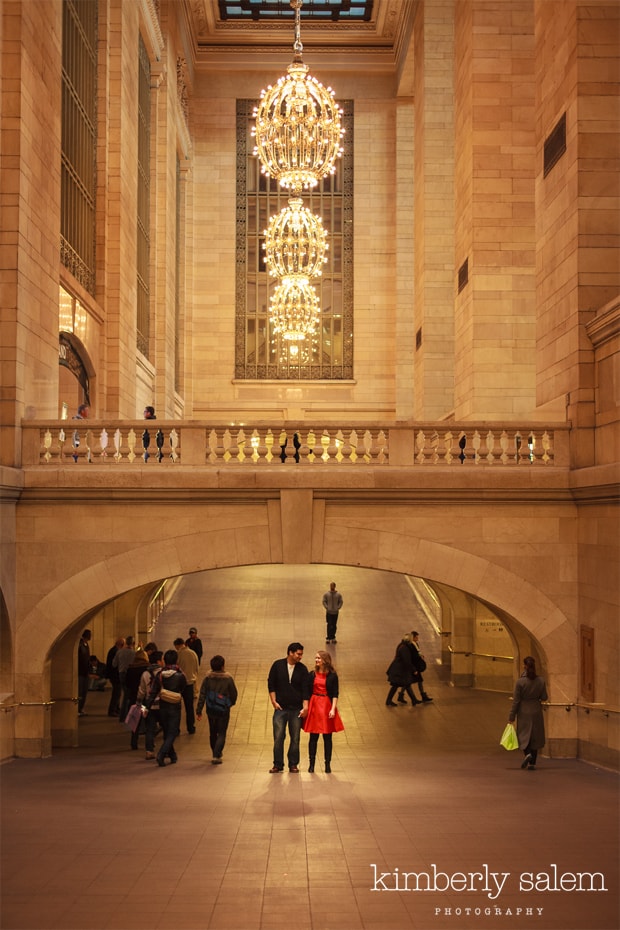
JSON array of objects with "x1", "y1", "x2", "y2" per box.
[
  {"x1": 252, "y1": 2, "x2": 344, "y2": 193},
  {"x1": 269, "y1": 276, "x2": 321, "y2": 341},
  {"x1": 263, "y1": 197, "x2": 328, "y2": 279},
  {"x1": 253, "y1": 0, "x2": 343, "y2": 344}
]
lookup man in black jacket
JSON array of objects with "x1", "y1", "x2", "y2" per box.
[{"x1": 267, "y1": 643, "x2": 309, "y2": 774}]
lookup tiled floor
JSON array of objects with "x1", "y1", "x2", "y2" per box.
[{"x1": 1, "y1": 566, "x2": 618, "y2": 930}]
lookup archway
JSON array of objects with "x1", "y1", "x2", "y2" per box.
[
  {"x1": 12, "y1": 525, "x2": 577, "y2": 758},
  {"x1": 43, "y1": 572, "x2": 563, "y2": 756},
  {"x1": 58, "y1": 331, "x2": 94, "y2": 417}
]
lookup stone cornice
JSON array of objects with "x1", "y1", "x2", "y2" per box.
[
  {"x1": 586, "y1": 297, "x2": 620, "y2": 349},
  {"x1": 139, "y1": 0, "x2": 165, "y2": 62}
]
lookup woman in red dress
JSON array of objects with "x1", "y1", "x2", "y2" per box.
[{"x1": 302, "y1": 650, "x2": 344, "y2": 773}]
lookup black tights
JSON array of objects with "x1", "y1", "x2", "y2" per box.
[
  {"x1": 308, "y1": 732, "x2": 333, "y2": 764},
  {"x1": 387, "y1": 684, "x2": 417, "y2": 704}
]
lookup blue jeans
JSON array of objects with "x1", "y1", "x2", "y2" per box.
[{"x1": 272, "y1": 708, "x2": 302, "y2": 769}]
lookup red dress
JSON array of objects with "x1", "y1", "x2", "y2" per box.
[{"x1": 303, "y1": 672, "x2": 344, "y2": 734}]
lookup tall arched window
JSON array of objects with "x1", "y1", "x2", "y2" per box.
[
  {"x1": 136, "y1": 34, "x2": 152, "y2": 358},
  {"x1": 60, "y1": 0, "x2": 98, "y2": 295}
]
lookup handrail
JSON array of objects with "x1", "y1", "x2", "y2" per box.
[
  {"x1": 21, "y1": 420, "x2": 571, "y2": 468},
  {"x1": 448, "y1": 646, "x2": 514, "y2": 661},
  {"x1": 1, "y1": 700, "x2": 56, "y2": 712},
  {"x1": 539, "y1": 702, "x2": 620, "y2": 716}
]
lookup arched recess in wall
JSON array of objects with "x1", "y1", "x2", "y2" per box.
[
  {"x1": 58, "y1": 333, "x2": 94, "y2": 418},
  {"x1": 419, "y1": 579, "x2": 547, "y2": 693},
  {"x1": 0, "y1": 588, "x2": 12, "y2": 695}
]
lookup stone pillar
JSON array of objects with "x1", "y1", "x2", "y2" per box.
[
  {"x1": 0, "y1": 0, "x2": 63, "y2": 466},
  {"x1": 412, "y1": 0, "x2": 456, "y2": 420},
  {"x1": 535, "y1": 0, "x2": 620, "y2": 466},
  {"x1": 454, "y1": 0, "x2": 537, "y2": 421}
]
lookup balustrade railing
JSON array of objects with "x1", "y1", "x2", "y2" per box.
[{"x1": 22, "y1": 422, "x2": 570, "y2": 467}]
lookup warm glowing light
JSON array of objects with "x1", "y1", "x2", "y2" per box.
[
  {"x1": 253, "y1": 0, "x2": 344, "y2": 344},
  {"x1": 269, "y1": 276, "x2": 320, "y2": 341},
  {"x1": 264, "y1": 197, "x2": 328, "y2": 279},
  {"x1": 253, "y1": 63, "x2": 344, "y2": 192}
]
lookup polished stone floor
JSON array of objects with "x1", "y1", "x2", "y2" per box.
[{"x1": 1, "y1": 565, "x2": 618, "y2": 930}]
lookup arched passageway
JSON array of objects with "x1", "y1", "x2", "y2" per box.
[
  {"x1": 55, "y1": 564, "x2": 557, "y2": 757},
  {"x1": 11, "y1": 513, "x2": 578, "y2": 761}
]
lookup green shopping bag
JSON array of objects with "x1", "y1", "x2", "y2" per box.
[{"x1": 500, "y1": 723, "x2": 519, "y2": 750}]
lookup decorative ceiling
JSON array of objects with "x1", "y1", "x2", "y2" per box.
[
  {"x1": 183, "y1": 0, "x2": 416, "y2": 74},
  {"x1": 217, "y1": 0, "x2": 374, "y2": 21}
]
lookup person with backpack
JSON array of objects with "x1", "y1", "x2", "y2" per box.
[
  {"x1": 136, "y1": 651, "x2": 165, "y2": 760},
  {"x1": 196, "y1": 655, "x2": 238, "y2": 765},
  {"x1": 144, "y1": 650, "x2": 186, "y2": 767}
]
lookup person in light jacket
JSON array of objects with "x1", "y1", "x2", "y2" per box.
[
  {"x1": 322, "y1": 582, "x2": 343, "y2": 644},
  {"x1": 509, "y1": 656, "x2": 548, "y2": 770}
]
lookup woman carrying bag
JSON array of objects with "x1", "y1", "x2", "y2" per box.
[{"x1": 509, "y1": 656, "x2": 548, "y2": 770}]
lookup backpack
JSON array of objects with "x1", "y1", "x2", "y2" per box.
[{"x1": 206, "y1": 688, "x2": 231, "y2": 715}]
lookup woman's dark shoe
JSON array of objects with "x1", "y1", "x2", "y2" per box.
[
  {"x1": 521, "y1": 753, "x2": 533, "y2": 769},
  {"x1": 325, "y1": 763, "x2": 331, "y2": 773},
  {"x1": 421, "y1": 694, "x2": 433, "y2": 702},
  {"x1": 156, "y1": 756, "x2": 165, "y2": 767},
  {"x1": 397, "y1": 694, "x2": 407, "y2": 704},
  {"x1": 308, "y1": 762, "x2": 315, "y2": 773},
  {"x1": 386, "y1": 701, "x2": 398, "y2": 707}
]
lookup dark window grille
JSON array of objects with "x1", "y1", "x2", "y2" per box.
[
  {"x1": 136, "y1": 34, "x2": 151, "y2": 358},
  {"x1": 543, "y1": 112, "x2": 566, "y2": 178},
  {"x1": 236, "y1": 99, "x2": 354, "y2": 381},
  {"x1": 61, "y1": 0, "x2": 98, "y2": 295},
  {"x1": 175, "y1": 155, "x2": 182, "y2": 393},
  {"x1": 458, "y1": 258, "x2": 468, "y2": 294}
]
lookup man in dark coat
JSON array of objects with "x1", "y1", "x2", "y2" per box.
[
  {"x1": 77, "y1": 629, "x2": 91, "y2": 716},
  {"x1": 267, "y1": 642, "x2": 309, "y2": 773}
]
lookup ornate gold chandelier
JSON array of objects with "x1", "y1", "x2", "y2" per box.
[
  {"x1": 253, "y1": 0, "x2": 343, "y2": 344},
  {"x1": 263, "y1": 197, "x2": 328, "y2": 280},
  {"x1": 252, "y1": 3, "x2": 344, "y2": 193},
  {"x1": 269, "y1": 276, "x2": 320, "y2": 342}
]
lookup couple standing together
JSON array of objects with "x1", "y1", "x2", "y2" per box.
[{"x1": 268, "y1": 643, "x2": 344, "y2": 774}]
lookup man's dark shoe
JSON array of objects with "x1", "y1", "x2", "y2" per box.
[
  {"x1": 269, "y1": 765, "x2": 283, "y2": 773},
  {"x1": 289, "y1": 765, "x2": 300, "y2": 773}
]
